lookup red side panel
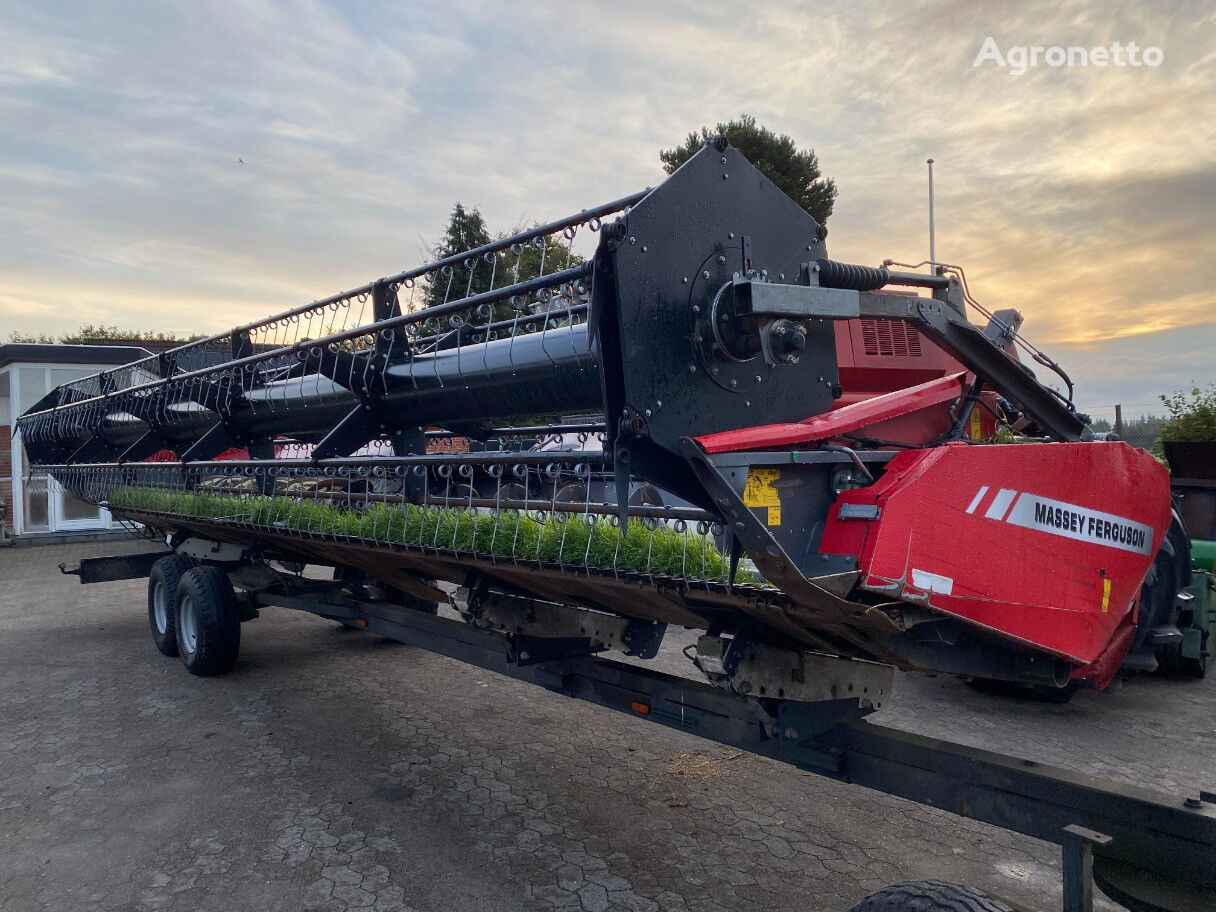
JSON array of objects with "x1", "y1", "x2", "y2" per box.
[
  {"x1": 696, "y1": 373, "x2": 968, "y2": 454},
  {"x1": 819, "y1": 442, "x2": 1171, "y2": 666}
]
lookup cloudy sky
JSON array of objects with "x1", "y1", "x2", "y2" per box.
[{"x1": 2, "y1": 0, "x2": 1213, "y2": 420}]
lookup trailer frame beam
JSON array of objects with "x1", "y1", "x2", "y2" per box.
[{"x1": 245, "y1": 582, "x2": 1216, "y2": 912}]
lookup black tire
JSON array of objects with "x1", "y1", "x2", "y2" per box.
[
  {"x1": 849, "y1": 881, "x2": 1015, "y2": 912},
  {"x1": 1132, "y1": 554, "x2": 1174, "y2": 662},
  {"x1": 1159, "y1": 633, "x2": 1209, "y2": 679},
  {"x1": 1155, "y1": 518, "x2": 1207, "y2": 678},
  {"x1": 1121, "y1": 512, "x2": 1203, "y2": 676},
  {"x1": 965, "y1": 677, "x2": 1078, "y2": 704},
  {"x1": 147, "y1": 555, "x2": 186, "y2": 656},
  {"x1": 175, "y1": 566, "x2": 241, "y2": 676}
]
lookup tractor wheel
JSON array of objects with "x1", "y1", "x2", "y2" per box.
[
  {"x1": 1124, "y1": 512, "x2": 1193, "y2": 674},
  {"x1": 147, "y1": 555, "x2": 187, "y2": 657},
  {"x1": 849, "y1": 881, "x2": 1015, "y2": 912},
  {"x1": 175, "y1": 566, "x2": 241, "y2": 676},
  {"x1": 1159, "y1": 633, "x2": 1209, "y2": 679},
  {"x1": 1155, "y1": 519, "x2": 1208, "y2": 678}
]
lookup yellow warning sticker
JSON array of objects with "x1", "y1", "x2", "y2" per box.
[
  {"x1": 743, "y1": 467, "x2": 781, "y2": 507},
  {"x1": 968, "y1": 408, "x2": 984, "y2": 441},
  {"x1": 1101, "y1": 577, "x2": 1111, "y2": 613},
  {"x1": 743, "y1": 467, "x2": 782, "y2": 527}
]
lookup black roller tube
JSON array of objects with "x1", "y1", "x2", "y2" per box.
[
  {"x1": 37, "y1": 321, "x2": 602, "y2": 458},
  {"x1": 17, "y1": 261, "x2": 595, "y2": 456}
]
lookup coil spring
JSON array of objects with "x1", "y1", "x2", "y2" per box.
[{"x1": 816, "y1": 259, "x2": 890, "y2": 291}]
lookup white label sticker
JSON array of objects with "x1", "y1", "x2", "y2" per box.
[{"x1": 911, "y1": 568, "x2": 954, "y2": 595}]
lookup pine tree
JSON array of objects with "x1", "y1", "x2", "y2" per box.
[
  {"x1": 422, "y1": 203, "x2": 494, "y2": 310},
  {"x1": 423, "y1": 207, "x2": 585, "y2": 324}
]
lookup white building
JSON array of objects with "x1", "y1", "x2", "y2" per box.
[{"x1": 1, "y1": 343, "x2": 150, "y2": 539}]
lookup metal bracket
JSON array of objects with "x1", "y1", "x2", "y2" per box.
[
  {"x1": 719, "y1": 275, "x2": 1088, "y2": 442},
  {"x1": 733, "y1": 276, "x2": 861, "y2": 320},
  {"x1": 469, "y1": 591, "x2": 667, "y2": 661},
  {"x1": 56, "y1": 550, "x2": 169, "y2": 584},
  {"x1": 1062, "y1": 824, "x2": 1113, "y2": 912},
  {"x1": 179, "y1": 422, "x2": 243, "y2": 463},
  {"x1": 312, "y1": 406, "x2": 381, "y2": 460},
  {"x1": 838, "y1": 503, "x2": 881, "y2": 521},
  {"x1": 695, "y1": 635, "x2": 892, "y2": 709},
  {"x1": 176, "y1": 537, "x2": 255, "y2": 565}
]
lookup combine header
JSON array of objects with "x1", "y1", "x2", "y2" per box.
[
  {"x1": 20, "y1": 138, "x2": 1197, "y2": 690},
  {"x1": 20, "y1": 139, "x2": 1216, "y2": 911}
]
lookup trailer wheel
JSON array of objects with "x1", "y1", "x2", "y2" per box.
[
  {"x1": 175, "y1": 567, "x2": 241, "y2": 676},
  {"x1": 849, "y1": 881, "x2": 1014, "y2": 912},
  {"x1": 148, "y1": 556, "x2": 187, "y2": 656}
]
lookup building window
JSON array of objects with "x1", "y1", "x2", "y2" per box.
[{"x1": 23, "y1": 471, "x2": 50, "y2": 532}]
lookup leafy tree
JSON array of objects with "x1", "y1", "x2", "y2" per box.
[
  {"x1": 9, "y1": 325, "x2": 205, "y2": 344},
  {"x1": 660, "y1": 114, "x2": 837, "y2": 224},
  {"x1": 7, "y1": 330, "x2": 56, "y2": 343},
  {"x1": 58, "y1": 324, "x2": 207, "y2": 344}
]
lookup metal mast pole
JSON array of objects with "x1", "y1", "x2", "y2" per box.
[{"x1": 927, "y1": 158, "x2": 936, "y2": 275}]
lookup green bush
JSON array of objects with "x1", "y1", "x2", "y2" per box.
[
  {"x1": 108, "y1": 486, "x2": 767, "y2": 586},
  {"x1": 1160, "y1": 385, "x2": 1216, "y2": 443}
]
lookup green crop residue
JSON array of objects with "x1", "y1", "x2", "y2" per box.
[{"x1": 108, "y1": 485, "x2": 768, "y2": 586}]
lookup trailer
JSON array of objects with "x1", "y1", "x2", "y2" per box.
[
  {"x1": 23, "y1": 137, "x2": 1216, "y2": 910},
  {"x1": 61, "y1": 542, "x2": 1216, "y2": 912}
]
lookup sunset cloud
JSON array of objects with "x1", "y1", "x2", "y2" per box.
[{"x1": 1, "y1": 0, "x2": 1212, "y2": 421}]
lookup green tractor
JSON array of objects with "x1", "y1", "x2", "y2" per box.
[{"x1": 1165, "y1": 440, "x2": 1216, "y2": 677}]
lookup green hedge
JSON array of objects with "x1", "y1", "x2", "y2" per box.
[
  {"x1": 109, "y1": 485, "x2": 766, "y2": 585},
  {"x1": 1160, "y1": 385, "x2": 1216, "y2": 444}
]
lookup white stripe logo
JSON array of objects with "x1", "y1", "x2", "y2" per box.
[
  {"x1": 966, "y1": 487, "x2": 1153, "y2": 555},
  {"x1": 965, "y1": 486, "x2": 989, "y2": 514},
  {"x1": 983, "y1": 488, "x2": 1018, "y2": 521}
]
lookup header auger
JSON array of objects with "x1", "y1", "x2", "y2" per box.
[{"x1": 18, "y1": 138, "x2": 1200, "y2": 695}]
